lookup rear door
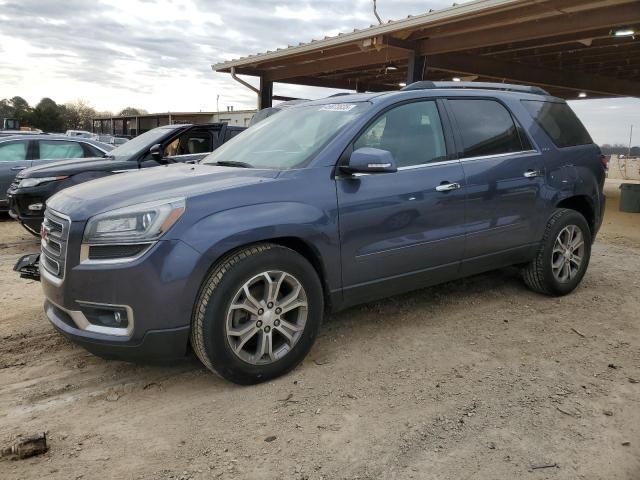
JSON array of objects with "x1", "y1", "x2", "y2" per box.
[
  {"x1": 445, "y1": 98, "x2": 544, "y2": 273},
  {"x1": 337, "y1": 99, "x2": 466, "y2": 304},
  {"x1": 0, "y1": 139, "x2": 32, "y2": 203}
]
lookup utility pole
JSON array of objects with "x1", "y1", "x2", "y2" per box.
[{"x1": 628, "y1": 124, "x2": 634, "y2": 158}]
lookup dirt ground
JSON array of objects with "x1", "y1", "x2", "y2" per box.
[{"x1": 1, "y1": 179, "x2": 639, "y2": 480}]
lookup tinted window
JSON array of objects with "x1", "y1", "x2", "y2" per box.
[
  {"x1": 39, "y1": 140, "x2": 84, "y2": 159},
  {"x1": 224, "y1": 129, "x2": 242, "y2": 142},
  {"x1": 354, "y1": 101, "x2": 447, "y2": 167},
  {"x1": 0, "y1": 141, "x2": 27, "y2": 161},
  {"x1": 522, "y1": 100, "x2": 592, "y2": 148},
  {"x1": 449, "y1": 99, "x2": 524, "y2": 158}
]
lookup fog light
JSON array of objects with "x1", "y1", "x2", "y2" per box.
[
  {"x1": 28, "y1": 203, "x2": 43, "y2": 211},
  {"x1": 78, "y1": 304, "x2": 129, "y2": 329}
]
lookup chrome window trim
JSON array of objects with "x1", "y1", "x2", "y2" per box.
[
  {"x1": 79, "y1": 242, "x2": 155, "y2": 264},
  {"x1": 48, "y1": 298, "x2": 134, "y2": 337},
  {"x1": 346, "y1": 149, "x2": 539, "y2": 177}
]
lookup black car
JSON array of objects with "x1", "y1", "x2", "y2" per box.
[
  {"x1": 8, "y1": 122, "x2": 244, "y2": 234},
  {"x1": 0, "y1": 135, "x2": 113, "y2": 213}
]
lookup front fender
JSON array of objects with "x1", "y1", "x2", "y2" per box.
[{"x1": 179, "y1": 201, "x2": 341, "y2": 293}]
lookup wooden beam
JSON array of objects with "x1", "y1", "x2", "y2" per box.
[
  {"x1": 417, "y1": 2, "x2": 640, "y2": 56},
  {"x1": 426, "y1": 52, "x2": 640, "y2": 97},
  {"x1": 264, "y1": 48, "x2": 405, "y2": 82}
]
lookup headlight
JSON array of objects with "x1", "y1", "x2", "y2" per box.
[
  {"x1": 19, "y1": 176, "x2": 68, "y2": 188},
  {"x1": 83, "y1": 198, "x2": 185, "y2": 245}
]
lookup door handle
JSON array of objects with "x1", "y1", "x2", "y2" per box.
[
  {"x1": 523, "y1": 169, "x2": 542, "y2": 178},
  {"x1": 435, "y1": 182, "x2": 461, "y2": 192},
  {"x1": 10, "y1": 166, "x2": 26, "y2": 171}
]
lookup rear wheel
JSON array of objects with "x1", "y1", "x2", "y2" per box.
[
  {"x1": 522, "y1": 208, "x2": 592, "y2": 296},
  {"x1": 191, "y1": 244, "x2": 323, "y2": 384}
]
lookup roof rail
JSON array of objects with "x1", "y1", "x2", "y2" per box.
[{"x1": 401, "y1": 81, "x2": 549, "y2": 96}]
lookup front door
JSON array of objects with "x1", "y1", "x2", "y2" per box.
[
  {"x1": 0, "y1": 139, "x2": 32, "y2": 205},
  {"x1": 445, "y1": 98, "x2": 545, "y2": 273},
  {"x1": 337, "y1": 100, "x2": 466, "y2": 305}
]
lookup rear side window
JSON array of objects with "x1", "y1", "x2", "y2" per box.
[
  {"x1": 449, "y1": 99, "x2": 527, "y2": 158},
  {"x1": 39, "y1": 140, "x2": 84, "y2": 159},
  {"x1": 522, "y1": 100, "x2": 592, "y2": 148}
]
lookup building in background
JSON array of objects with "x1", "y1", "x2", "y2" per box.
[{"x1": 92, "y1": 108, "x2": 256, "y2": 136}]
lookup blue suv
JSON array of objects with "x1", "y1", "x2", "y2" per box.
[{"x1": 32, "y1": 82, "x2": 605, "y2": 384}]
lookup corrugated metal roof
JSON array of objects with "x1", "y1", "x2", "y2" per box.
[{"x1": 211, "y1": 0, "x2": 522, "y2": 71}]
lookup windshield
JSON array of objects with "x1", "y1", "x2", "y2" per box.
[
  {"x1": 108, "y1": 126, "x2": 178, "y2": 159},
  {"x1": 201, "y1": 102, "x2": 371, "y2": 169}
]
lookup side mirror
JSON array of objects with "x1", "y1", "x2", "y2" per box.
[
  {"x1": 341, "y1": 147, "x2": 397, "y2": 175},
  {"x1": 149, "y1": 143, "x2": 163, "y2": 162}
]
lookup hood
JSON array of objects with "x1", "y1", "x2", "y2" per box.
[
  {"x1": 20, "y1": 157, "x2": 132, "y2": 178},
  {"x1": 47, "y1": 163, "x2": 280, "y2": 220}
]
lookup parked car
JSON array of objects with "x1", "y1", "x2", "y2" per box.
[
  {"x1": 0, "y1": 135, "x2": 113, "y2": 216},
  {"x1": 19, "y1": 82, "x2": 605, "y2": 385},
  {"x1": 65, "y1": 130, "x2": 96, "y2": 139},
  {"x1": 97, "y1": 135, "x2": 129, "y2": 146},
  {"x1": 0, "y1": 130, "x2": 46, "y2": 138},
  {"x1": 8, "y1": 123, "x2": 244, "y2": 234}
]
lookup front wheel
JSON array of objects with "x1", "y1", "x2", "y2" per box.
[
  {"x1": 522, "y1": 208, "x2": 592, "y2": 296},
  {"x1": 191, "y1": 244, "x2": 324, "y2": 385}
]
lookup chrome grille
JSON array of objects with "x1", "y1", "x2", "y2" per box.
[{"x1": 41, "y1": 209, "x2": 70, "y2": 280}]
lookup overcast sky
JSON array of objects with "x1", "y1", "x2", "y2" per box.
[{"x1": 0, "y1": 0, "x2": 637, "y2": 144}]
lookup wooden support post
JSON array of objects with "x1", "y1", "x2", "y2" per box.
[{"x1": 259, "y1": 75, "x2": 273, "y2": 110}]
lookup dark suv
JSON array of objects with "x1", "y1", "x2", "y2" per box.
[
  {"x1": 7, "y1": 123, "x2": 244, "y2": 233},
  {"x1": 29, "y1": 82, "x2": 605, "y2": 384}
]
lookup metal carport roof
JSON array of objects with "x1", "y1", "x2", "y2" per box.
[{"x1": 212, "y1": 0, "x2": 640, "y2": 107}]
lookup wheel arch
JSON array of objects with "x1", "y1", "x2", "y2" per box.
[{"x1": 555, "y1": 195, "x2": 596, "y2": 235}]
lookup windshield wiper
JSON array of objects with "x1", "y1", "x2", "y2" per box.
[
  {"x1": 213, "y1": 160, "x2": 253, "y2": 168},
  {"x1": 102, "y1": 154, "x2": 114, "y2": 159}
]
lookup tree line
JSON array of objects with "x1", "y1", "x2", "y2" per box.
[
  {"x1": 0, "y1": 96, "x2": 148, "y2": 133},
  {"x1": 600, "y1": 144, "x2": 640, "y2": 156}
]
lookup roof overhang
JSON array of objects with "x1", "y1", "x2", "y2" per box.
[{"x1": 212, "y1": 0, "x2": 640, "y2": 99}]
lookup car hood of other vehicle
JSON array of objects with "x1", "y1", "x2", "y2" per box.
[
  {"x1": 18, "y1": 157, "x2": 130, "y2": 179},
  {"x1": 47, "y1": 163, "x2": 281, "y2": 221}
]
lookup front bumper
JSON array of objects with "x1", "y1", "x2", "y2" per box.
[
  {"x1": 46, "y1": 300, "x2": 191, "y2": 361},
  {"x1": 7, "y1": 189, "x2": 47, "y2": 230},
  {"x1": 41, "y1": 233, "x2": 208, "y2": 362}
]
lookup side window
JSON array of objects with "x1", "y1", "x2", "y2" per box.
[
  {"x1": 167, "y1": 131, "x2": 213, "y2": 156},
  {"x1": 522, "y1": 100, "x2": 592, "y2": 148},
  {"x1": 0, "y1": 141, "x2": 28, "y2": 161},
  {"x1": 449, "y1": 99, "x2": 525, "y2": 158},
  {"x1": 353, "y1": 101, "x2": 447, "y2": 167},
  {"x1": 82, "y1": 144, "x2": 105, "y2": 157},
  {"x1": 39, "y1": 140, "x2": 84, "y2": 159}
]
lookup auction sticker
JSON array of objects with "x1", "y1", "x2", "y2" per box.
[{"x1": 319, "y1": 104, "x2": 357, "y2": 112}]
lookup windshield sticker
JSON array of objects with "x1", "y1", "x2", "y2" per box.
[{"x1": 319, "y1": 104, "x2": 357, "y2": 112}]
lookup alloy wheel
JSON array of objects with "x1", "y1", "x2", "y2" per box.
[
  {"x1": 551, "y1": 225, "x2": 585, "y2": 283},
  {"x1": 225, "y1": 270, "x2": 308, "y2": 365}
]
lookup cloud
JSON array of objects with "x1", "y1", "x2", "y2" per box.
[{"x1": 0, "y1": 0, "x2": 637, "y2": 144}]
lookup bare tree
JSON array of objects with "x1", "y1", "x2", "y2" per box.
[{"x1": 64, "y1": 99, "x2": 96, "y2": 130}]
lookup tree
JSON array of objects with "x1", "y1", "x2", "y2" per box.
[
  {"x1": 30, "y1": 98, "x2": 65, "y2": 132},
  {"x1": 118, "y1": 107, "x2": 148, "y2": 116},
  {"x1": 0, "y1": 96, "x2": 32, "y2": 126},
  {"x1": 63, "y1": 99, "x2": 96, "y2": 130}
]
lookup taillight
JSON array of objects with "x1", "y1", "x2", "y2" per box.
[{"x1": 600, "y1": 154, "x2": 608, "y2": 169}]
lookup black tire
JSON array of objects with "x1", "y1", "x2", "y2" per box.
[
  {"x1": 522, "y1": 208, "x2": 592, "y2": 296},
  {"x1": 191, "y1": 243, "x2": 324, "y2": 385}
]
